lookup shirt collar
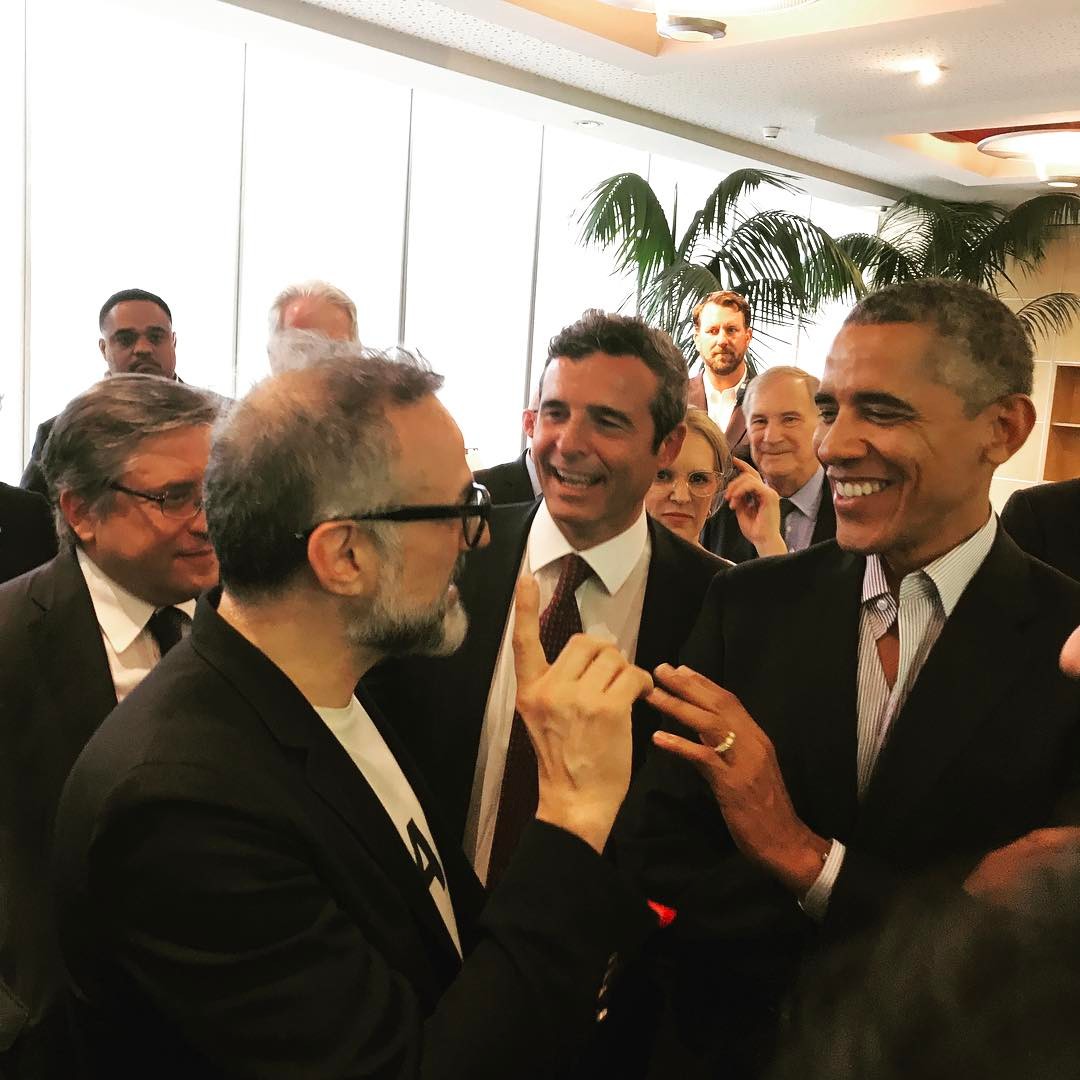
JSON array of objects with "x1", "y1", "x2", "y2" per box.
[
  {"x1": 861, "y1": 511, "x2": 997, "y2": 617},
  {"x1": 785, "y1": 465, "x2": 825, "y2": 517},
  {"x1": 527, "y1": 500, "x2": 648, "y2": 596},
  {"x1": 76, "y1": 547, "x2": 198, "y2": 653}
]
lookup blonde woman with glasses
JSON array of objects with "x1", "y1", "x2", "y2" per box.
[{"x1": 646, "y1": 407, "x2": 785, "y2": 556}]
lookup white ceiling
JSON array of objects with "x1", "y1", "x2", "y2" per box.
[{"x1": 265, "y1": 0, "x2": 1080, "y2": 202}]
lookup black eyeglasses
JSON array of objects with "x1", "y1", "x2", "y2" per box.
[
  {"x1": 109, "y1": 482, "x2": 205, "y2": 520},
  {"x1": 296, "y1": 481, "x2": 492, "y2": 549}
]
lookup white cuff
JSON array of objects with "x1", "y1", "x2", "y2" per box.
[{"x1": 799, "y1": 839, "x2": 846, "y2": 922}]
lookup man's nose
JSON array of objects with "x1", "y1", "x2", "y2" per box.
[
  {"x1": 815, "y1": 411, "x2": 861, "y2": 465},
  {"x1": 556, "y1": 415, "x2": 588, "y2": 457}
]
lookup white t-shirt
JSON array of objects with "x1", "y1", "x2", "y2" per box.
[{"x1": 315, "y1": 696, "x2": 462, "y2": 956}]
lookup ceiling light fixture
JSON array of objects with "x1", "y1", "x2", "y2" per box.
[
  {"x1": 978, "y1": 128, "x2": 1080, "y2": 188},
  {"x1": 600, "y1": 0, "x2": 819, "y2": 39},
  {"x1": 657, "y1": 15, "x2": 727, "y2": 40},
  {"x1": 575, "y1": 119, "x2": 604, "y2": 128},
  {"x1": 916, "y1": 61, "x2": 944, "y2": 86}
]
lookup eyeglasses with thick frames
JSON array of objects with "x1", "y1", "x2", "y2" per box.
[
  {"x1": 109, "y1": 482, "x2": 205, "y2": 520},
  {"x1": 651, "y1": 468, "x2": 724, "y2": 500},
  {"x1": 296, "y1": 481, "x2": 492, "y2": 549}
]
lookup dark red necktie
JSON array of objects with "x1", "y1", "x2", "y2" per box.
[{"x1": 487, "y1": 553, "x2": 594, "y2": 885}]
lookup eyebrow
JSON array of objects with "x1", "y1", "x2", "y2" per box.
[
  {"x1": 815, "y1": 390, "x2": 917, "y2": 416},
  {"x1": 111, "y1": 324, "x2": 169, "y2": 336}
]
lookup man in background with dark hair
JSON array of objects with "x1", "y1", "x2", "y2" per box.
[
  {"x1": 20, "y1": 288, "x2": 181, "y2": 497},
  {"x1": 364, "y1": 309, "x2": 724, "y2": 888},
  {"x1": 687, "y1": 290, "x2": 755, "y2": 455},
  {"x1": 51, "y1": 352, "x2": 654, "y2": 1078},
  {"x1": 0, "y1": 374, "x2": 218, "y2": 1078},
  {"x1": 619, "y1": 279, "x2": 1080, "y2": 1078}
]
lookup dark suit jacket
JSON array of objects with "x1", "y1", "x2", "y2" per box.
[
  {"x1": 1000, "y1": 477, "x2": 1080, "y2": 582},
  {"x1": 700, "y1": 476, "x2": 836, "y2": 563},
  {"x1": 616, "y1": 534, "x2": 1080, "y2": 1076},
  {"x1": 474, "y1": 450, "x2": 537, "y2": 505},
  {"x1": 51, "y1": 592, "x2": 651, "y2": 1079},
  {"x1": 0, "y1": 482, "x2": 57, "y2": 584},
  {"x1": 0, "y1": 550, "x2": 117, "y2": 1077},
  {"x1": 362, "y1": 502, "x2": 725, "y2": 842},
  {"x1": 18, "y1": 418, "x2": 54, "y2": 500},
  {"x1": 688, "y1": 372, "x2": 749, "y2": 454}
]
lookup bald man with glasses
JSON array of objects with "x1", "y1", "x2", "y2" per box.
[{"x1": 0, "y1": 374, "x2": 220, "y2": 1078}]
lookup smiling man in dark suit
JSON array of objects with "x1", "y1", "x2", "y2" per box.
[
  {"x1": 702, "y1": 366, "x2": 836, "y2": 562},
  {"x1": 0, "y1": 375, "x2": 219, "y2": 1077},
  {"x1": 364, "y1": 310, "x2": 724, "y2": 887},
  {"x1": 618, "y1": 279, "x2": 1080, "y2": 1078},
  {"x1": 52, "y1": 352, "x2": 654, "y2": 1078}
]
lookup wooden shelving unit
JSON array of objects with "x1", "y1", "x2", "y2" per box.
[{"x1": 1045, "y1": 364, "x2": 1080, "y2": 481}]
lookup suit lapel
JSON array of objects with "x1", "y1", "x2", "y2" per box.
[
  {"x1": 192, "y1": 599, "x2": 464, "y2": 974},
  {"x1": 858, "y1": 533, "x2": 1037, "y2": 838},
  {"x1": 687, "y1": 373, "x2": 706, "y2": 411},
  {"x1": 788, "y1": 547, "x2": 863, "y2": 838},
  {"x1": 29, "y1": 551, "x2": 117, "y2": 745},
  {"x1": 725, "y1": 404, "x2": 748, "y2": 452}
]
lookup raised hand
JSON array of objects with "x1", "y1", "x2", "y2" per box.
[
  {"x1": 649, "y1": 663, "x2": 829, "y2": 896},
  {"x1": 722, "y1": 457, "x2": 787, "y2": 557},
  {"x1": 512, "y1": 574, "x2": 654, "y2": 853}
]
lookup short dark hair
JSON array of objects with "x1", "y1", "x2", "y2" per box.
[
  {"x1": 98, "y1": 289, "x2": 173, "y2": 332},
  {"x1": 842, "y1": 279, "x2": 1033, "y2": 415},
  {"x1": 206, "y1": 350, "x2": 443, "y2": 601},
  {"x1": 692, "y1": 290, "x2": 751, "y2": 331},
  {"x1": 544, "y1": 309, "x2": 688, "y2": 451},
  {"x1": 42, "y1": 374, "x2": 219, "y2": 551}
]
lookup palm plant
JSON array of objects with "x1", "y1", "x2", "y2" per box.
[
  {"x1": 836, "y1": 191, "x2": 1080, "y2": 342},
  {"x1": 577, "y1": 168, "x2": 867, "y2": 367}
]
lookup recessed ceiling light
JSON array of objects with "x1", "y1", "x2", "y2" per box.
[
  {"x1": 575, "y1": 119, "x2": 604, "y2": 128},
  {"x1": 1046, "y1": 178, "x2": 1079, "y2": 189},
  {"x1": 979, "y1": 129, "x2": 1080, "y2": 185},
  {"x1": 916, "y1": 61, "x2": 944, "y2": 86},
  {"x1": 657, "y1": 15, "x2": 727, "y2": 41}
]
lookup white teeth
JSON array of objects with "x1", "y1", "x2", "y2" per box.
[
  {"x1": 554, "y1": 468, "x2": 595, "y2": 487},
  {"x1": 836, "y1": 480, "x2": 887, "y2": 499}
]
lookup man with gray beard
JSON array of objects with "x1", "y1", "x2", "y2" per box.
[{"x1": 52, "y1": 350, "x2": 655, "y2": 1078}]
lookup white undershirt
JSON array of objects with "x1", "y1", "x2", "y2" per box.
[
  {"x1": 702, "y1": 370, "x2": 749, "y2": 433},
  {"x1": 77, "y1": 548, "x2": 195, "y2": 702},
  {"x1": 315, "y1": 696, "x2": 462, "y2": 956},
  {"x1": 465, "y1": 501, "x2": 651, "y2": 883}
]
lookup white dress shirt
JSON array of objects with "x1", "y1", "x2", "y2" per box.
[
  {"x1": 316, "y1": 697, "x2": 462, "y2": 956},
  {"x1": 703, "y1": 370, "x2": 750, "y2": 433},
  {"x1": 77, "y1": 548, "x2": 196, "y2": 702},
  {"x1": 802, "y1": 512, "x2": 998, "y2": 919},
  {"x1": 465, "y1": 501, "x2": 652, "y2": 882}
]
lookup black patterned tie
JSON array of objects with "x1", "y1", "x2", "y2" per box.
[
  {"x1": 147, "y1": 606, "x2": 190, "y2": 658},
  {"x1": 779, "y1": 497, "x2": 796, "y2": 545},
  {"x1": 487, "y1": 554, "x2": 594, "y2": 885}
]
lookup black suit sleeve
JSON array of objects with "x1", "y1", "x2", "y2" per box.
[
  {"x1": 999, "y1": 489, "x2": 1043, "y2": 562},
  {"x1": 78, "y1": 776, "x2": 651, "y2": 1080},
  {"x1": 19, "y1": 422, "x2": 53, "y2": 500}
]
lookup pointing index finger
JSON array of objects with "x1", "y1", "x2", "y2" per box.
[{"x1": 512, "y1": 573, "x2": 547, "y2": 687}]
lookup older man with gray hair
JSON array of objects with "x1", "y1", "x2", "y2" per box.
[
  {"x1": 267, "y1": 280, "x2": 360, "y2": 374},
  {"x1": 51, "y1": 350, "x2": 655, "y2": 1078},
  {"x1": 0, "y1": 374, "x2": 220, "y2": 1078}
]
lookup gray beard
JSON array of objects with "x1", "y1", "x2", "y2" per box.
[{"x1": 346, "y1": 557, "x2": 468, "y2": 658}]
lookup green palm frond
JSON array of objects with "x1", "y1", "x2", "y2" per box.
[
  {"x1": 1016, "y1": 292, "x2": 1080, "y2": 344},
  {"x1": 974, "y1": 193, "x2": 1080, "y2": 288},
  {"x1": 835, "y1": 232, "x2": 921, "y2": 288},
  {"x1": 677, "y1": 169, "x2": 801, "y2": 260},
  {"x1": 577, "y1": 173, "x2": 675, "y2": 292}
]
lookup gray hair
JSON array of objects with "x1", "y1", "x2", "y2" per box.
[
  {"x1": 843, "y1": 279, "x2": 1034, "y2": 415},
  {"x1": 206, "y1": 348, "x2": 442, "y2": 601},
  {"x1": 742, "y1": 365, "x2": 820, "y2": 417},
  {"x1": 267, "y1": 326, "x2": 359, "y2": 375},
  {"x1": 42, "y1": 374, "x2": 220, "y2": 551},
  {"x1": 267, "y1": 280, "x2": 360, "y2": 341}
]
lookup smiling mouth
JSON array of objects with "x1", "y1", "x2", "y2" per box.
[
  {"x1": 548, "y1": 464, "x2": 602, "y2": 489},
  {"x1": 832, "y1": 479, "x2": 890, "y2": 499}
]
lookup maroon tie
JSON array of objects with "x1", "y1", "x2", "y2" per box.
[{"x1": 487, "y1": 553, "x2": 595, "y2": 885}]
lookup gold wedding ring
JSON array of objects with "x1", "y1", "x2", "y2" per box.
[{"x1": 712, "y1": 730, "x2": 736, "y2": 759}]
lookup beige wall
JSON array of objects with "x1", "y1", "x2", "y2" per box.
[{"x1": 991, "y1": 224, "x2": 1080, "y2": 512}]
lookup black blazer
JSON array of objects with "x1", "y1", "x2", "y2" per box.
[
  {"x1": 0, "y1": 550, "x2": 117, "y2": 1076},
  {"x1": 616, "y1": 534, "x2": 1080, "y2": 1074},
  {"x1": 1000, "y1": 477, "x2": 1080, "y2": 582},
  {"x1": 700, "y1": 475, "x2": 836, "y2": 563},
  {"x1": 363, "y1": 502, "x2": 725, "y2": 841},
  {"x1": 0, "y1": 481, "x2": 57, "y2": 584},
  {"x1": 52, "y1": 592, "x2": 652, "y2": 1079},
  {"x1": 19, "y1": 417, "x2": 55, "y2": 499},
  {"x1": 474, "y1": 450, "x2": 537, "y2": 505}
]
